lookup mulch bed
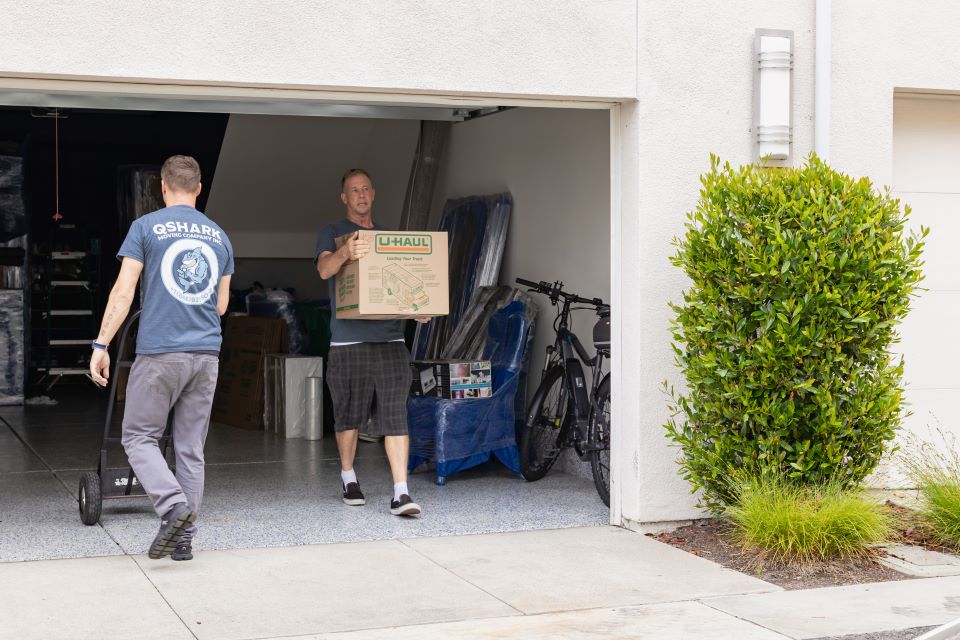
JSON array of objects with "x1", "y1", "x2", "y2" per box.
[
  {"x1": 649, "y1": 503, "x2": 958, "y2": 591},
  {"x1": 887, "y1": 503, "x2": 958, "y2": 554}
]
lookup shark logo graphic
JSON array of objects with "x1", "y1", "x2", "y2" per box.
[
  {"x1": 160, "y1": 238, "x2": 219, "y2": 305},
  {"x1": 176, "y1": 246, "x2": 209, "y2": 292}
]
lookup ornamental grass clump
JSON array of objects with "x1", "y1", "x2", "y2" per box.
[
  {"x1": 726, "y1": 474, "x2": 893, "y2": 563},
  {"x1": 665, "y1": 154, "x2": 926, "y2": 511},
  {"x1": 901, "y1": 431, "x2": 960, "y2": 546}
]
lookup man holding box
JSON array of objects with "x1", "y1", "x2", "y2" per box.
[{"x1": 315, "y1": 168, "x2": 423, "y2": 516}]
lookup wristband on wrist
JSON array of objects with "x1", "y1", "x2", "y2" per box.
[{"x1": 91, "y1": 341, "x2": 108, "y2": 351}]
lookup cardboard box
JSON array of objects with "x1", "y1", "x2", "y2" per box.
[
  {"x1": 410, "y1": 361, "x2": 439, "y2": 397},
  {"x1": 222, "y1": 316, "x2": 288, "y2": 353},
  {"x1": 211, "y1": 316, "x2": 287, "y2": 430},
  {"x1": 410, "y1": 360, "x2": 492, "y2": 399},
  {"x1": 334, "y1": 231, "x2": 448, "y2": 320},
  {"x1": 212, "y1": 350, "x2": 264, "y2": 430}
]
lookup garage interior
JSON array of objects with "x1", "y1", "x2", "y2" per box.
[{"x1": 0, "y1": 97, "x2": 612, "y2": 562}]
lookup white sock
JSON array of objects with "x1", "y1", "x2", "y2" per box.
[
  {"x1": 393, "y1": 482, "x2": 408, "y2": 501},
  {"x1": 341, "y1": 469, "x2": 357, "y2": 486}
]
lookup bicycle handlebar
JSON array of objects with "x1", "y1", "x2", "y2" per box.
[{"x1": 515, "y1": 277, "x2": 607, "y2": 308}]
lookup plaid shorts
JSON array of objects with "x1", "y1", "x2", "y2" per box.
[{"x1": 326, "y1": 341, "x2": 412, "y2": 436}]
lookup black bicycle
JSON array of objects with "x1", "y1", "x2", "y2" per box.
[{"x1": 516, "y1": 278, "x2": 611, "y2": 505}]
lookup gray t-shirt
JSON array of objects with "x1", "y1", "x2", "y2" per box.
[
  {"x1": 314, "y1": 219, "x2": 403, "y2": 344},
  {"x1": 117, "y1": 205, "x2": 235, "y2": 354}
]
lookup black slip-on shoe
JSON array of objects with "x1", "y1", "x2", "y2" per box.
[
  {"x1": 171, "y1": 541, "x2": 193, "y2": 561},
  {"x1": 390, "y1": 494, "x2": 421, "y2": 517},
  {"x1": 148, "y1": 503, "x2": 196, "y2": 560},
  {"x1": 342, "y1": 482, "x2": 366, "y2": 506}
]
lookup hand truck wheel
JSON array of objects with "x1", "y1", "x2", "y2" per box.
[{"x1": 78, "y1": 471, "x2": 102, "y2": 525}]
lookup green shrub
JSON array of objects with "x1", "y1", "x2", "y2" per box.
[
  {"x1": 665, "y1": 154, "x2": 926, "y2": 510},
  {"x1": 726, "y1": 474, "x2": 893, "y2": 562},
  {"x1": 902, "y1": 431, "x2": 960, "y2": 546}
]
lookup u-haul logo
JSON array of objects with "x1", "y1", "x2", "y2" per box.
[{"x1": 375, "y1": 234, "x2": 432, "y2": 254}]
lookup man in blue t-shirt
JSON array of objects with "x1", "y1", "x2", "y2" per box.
[
  {"x1": 89, "y1": 155, "x2": 234, "y2": 561},
  {"x1": 315, "y1": 169, "x2": 425, "y2": 517}
]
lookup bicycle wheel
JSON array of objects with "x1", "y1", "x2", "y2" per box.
[
  {"x1": 589, "y1": 374, "x2": 611, "y2": 506},
  {"x1": 520, "y1": 365, "x2": 569, "y2": 481}
]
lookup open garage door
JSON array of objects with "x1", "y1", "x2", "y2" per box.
[{"x1": 0, "y1": 84, "x2": 618, "y2": 561}]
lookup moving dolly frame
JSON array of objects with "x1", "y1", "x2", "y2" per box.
[{"x1": 78, "y1": 311, "x2": 174, "y2": 525}]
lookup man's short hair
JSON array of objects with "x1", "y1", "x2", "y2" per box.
[
  {"x1": 161, "y1": 155, "x2": 201, "y2": 193},
  {"x1": 341, "y1": 168, "x2": 372, "y2": 191}
]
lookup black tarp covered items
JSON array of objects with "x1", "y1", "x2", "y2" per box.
[
  {"x1": 0, "y1": 289, "x2": 25, "y2": 405},
  {"x1": 412, "y1": 193, "x2": 512, "y2": 360},
  {"x1": 0, "y1": 237, "x2": 26, "y2": 289},
  {"x1": 0, "y1": 155, "x2": 26, "y2": 243},
  {"x1": 117, "y1": 165, "x2": 163, "y2": 228}
]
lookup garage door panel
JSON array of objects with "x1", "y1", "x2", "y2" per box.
[
  {"x1": 893, "y1": 96, "x2": 960, "y2": 193},
  {"x1": 893, "y1": 290, "x2": 960, "y2": 389},
  {"x1": 889, "y1": 96, "x2": 960, "y2": 489},
  {"x1": 895, "y1": 191, "x2": 960, "y2": 291}
]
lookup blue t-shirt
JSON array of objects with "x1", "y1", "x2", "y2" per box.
[
  {"x1": 314, "y1": 219, "x2": 403, "y2": 344},
  {"x1": 117, "y1": 205, "x2": 235, "y2": 354}
]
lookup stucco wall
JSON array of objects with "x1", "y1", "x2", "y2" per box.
[
  {"x1": 831, "y1": 0, "x2": 960, "y2": 184},
  {"x1": 0, "y1": 1, "x2": 635, "y2": 100},
  {"x1": 829, "y1": 2, "x2": 960, "y2": 486},
  {"x1": 632, "y1": 0, "x2": 817, "y2": 522}
]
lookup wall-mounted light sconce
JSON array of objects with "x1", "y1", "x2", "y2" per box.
[{"x1": 754, "y1": 29, "x2": 794, "y2": 162}]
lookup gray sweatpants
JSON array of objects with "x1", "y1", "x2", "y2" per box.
[{"x1": 121, "y1": 352, "x2": 219, "y2": 538}]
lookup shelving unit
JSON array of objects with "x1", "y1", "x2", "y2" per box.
[{"x1": 32, "y1": 228, "x2": 101, "y2": 391}]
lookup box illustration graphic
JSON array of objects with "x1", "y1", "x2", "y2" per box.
[{"x1": 335, "y1": 231, "x2": 448, "y2": 319}]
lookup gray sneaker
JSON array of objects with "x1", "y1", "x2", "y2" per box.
[
  {"x1": 172, "y1": 532, "x2": 194, "y2": 561},
  {"x1": 171, "y1": 541, "x2": 193, "y2": 561},
  {"x1": 149, "y1": 503, "x2": 195, "y2": 560}
]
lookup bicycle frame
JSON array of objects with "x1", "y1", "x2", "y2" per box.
[{"x1": 545, "y1": 296, "x2": 607, "y2": 455}]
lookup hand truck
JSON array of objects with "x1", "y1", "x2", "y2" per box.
[{"x1": 78, "y1": 311, "x2": 174, "y2": 525}]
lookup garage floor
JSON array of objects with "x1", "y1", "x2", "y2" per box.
[{"x1": 0, "y1": 391, "x2": 608, "y2": 563}]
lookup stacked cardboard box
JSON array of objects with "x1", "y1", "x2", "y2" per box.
[
  {"x1": 212, "y1": 316, "x2": 287, "y2": 430},
  {"x1": 410, "y1": 360, "x2": 492, "y2": 399}
]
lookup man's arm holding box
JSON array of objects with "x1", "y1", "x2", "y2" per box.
[{"x1": 316, "y1": 231, "x2": 370, "y2": 280}]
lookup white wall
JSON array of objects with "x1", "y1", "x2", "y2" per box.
[
  {"x1": 206, "y1": 115, "x2": 419, "y2": 258},
  {"x1": 827, "y1": 2, "x2": 960, "y2": 486},
  {"x1": 831, "y1": 1, "x2": 960, "y2": 185},
  {"x1": 632, "y1": 0, "x2": 817, "y2": 523},
  {"x1": 0, "y1": 1, "x2": 635, "y2": 100},
  {"x1": 433, "y1": 108, "x2": 611, "y2": 479}
]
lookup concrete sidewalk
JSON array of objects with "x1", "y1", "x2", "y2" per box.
[{"x1": 1, "y1": 526, "x2": 957, "y2": 640}]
